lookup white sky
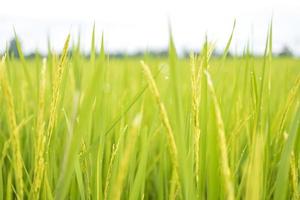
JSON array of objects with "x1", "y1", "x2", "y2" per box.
[{"x1": 1, "y1": 0, "x2": 300, "y2": 55}]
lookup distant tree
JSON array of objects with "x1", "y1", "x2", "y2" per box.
[
  {"x1": 278, "y1": 45, "x2": 293, "y2": 57},
  {"x1": 212, "y1": 49, "x2": 222, "y2": 58},
  {"x1": 226, "y1": 51, "x2": 233, "y2": 58},
  {"x1": 8, "y1": 38, "x2": 20, "y2": 58},
  {"x1": 182, "y1": 49, "x2": 191, "y2": 58}
]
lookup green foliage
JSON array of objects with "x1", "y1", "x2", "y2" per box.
[{"x1": 0, "y1": 26, "x2": 299, "y2": 200}]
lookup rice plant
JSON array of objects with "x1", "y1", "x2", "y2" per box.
[{"x1": 0, "y1": 24, "x2": 299, "y2": 200}]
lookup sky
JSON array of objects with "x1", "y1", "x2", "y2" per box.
[{"x1": 1, "y1": 0, "x2": 300, "y2": 55}]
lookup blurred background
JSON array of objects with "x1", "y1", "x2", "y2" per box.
[{"x1": 1, "y1": 0, "x2": 300, "y2": 57}]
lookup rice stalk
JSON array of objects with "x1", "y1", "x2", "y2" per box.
[
  {"x1": 140, "y1": 61, "x2": 179, "y2": 199},
  {"x1": 31, "y1": 58, "x2": 47, "y2": 199},
  {"x1": 276, "y1": 75, "x2": 300, "y2": 139},
  {"x1": 104, "y1": 130, "x2": 123, "y2": 200},
  {"x1": 274, "y1": 106, "x2": 300, "y2": 200},
  {"x1": 111, "y1": 113, "x2": 142, "y2": 200},
  {"x1": 46, "y1": 35, "x2": 70, "y2": 146},
  {"x1": 282, "y1": 132, "x2": 299, "y2": 200},
  {"x1": 205, "y1": 70, "x2": 235, "y2": 200},
  {"x1": 0, "y1": 55, "x2": 24, "y2": 199},
  {"x1": 290, "y1": 151, "x2": 299, "y2": 200},
  {"x1": 190, "y1": 53, "x2": 201, "y2": 185}
]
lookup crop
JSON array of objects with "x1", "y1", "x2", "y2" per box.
[{"x1": 0, "y1": 23, "x2": 299, "y2": 200}]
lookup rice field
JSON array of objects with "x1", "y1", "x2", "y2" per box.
[{"x1": 0, "y1": 25, "x2": 300, "y2": 200}]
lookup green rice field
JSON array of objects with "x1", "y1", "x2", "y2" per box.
[{"x1": 0, "y1": 26, "x2": 300, "y2": 199}]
